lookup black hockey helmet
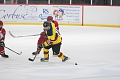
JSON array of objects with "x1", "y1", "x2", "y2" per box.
[{"x1": 43, "y1": 21, "x2": 50, "y2": 27}]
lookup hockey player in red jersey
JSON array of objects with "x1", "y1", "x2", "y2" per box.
[
  {"x1": 32, "y1": 31, "x2": 47, "y2": 56},
  {"x1": 0, "y1": 20, "x2": 9, "y2": 58}
]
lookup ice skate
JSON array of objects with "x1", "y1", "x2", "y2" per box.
[
  {"x1": 1, "y1": 54, "x2": 9, "y2": 58},
  {"x1": 40, "y1": 57, "x2": 49, "y2": 62},
  {"x1": 62, "y1": 56, "x2": 69, "y2": 62}
]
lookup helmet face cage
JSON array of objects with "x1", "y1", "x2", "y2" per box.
[
  {"x1": 47, "y1": 16, "x2": 53, "y2": 21},
  {"x1": 43, "y1": 21, "x2": 50, "y2": 27}
]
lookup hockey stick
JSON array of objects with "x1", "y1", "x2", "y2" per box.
[
  {"x1": 28, "y1": 54, "x2": 37, "y2": 61},
  {"x1": 9, "y1": 31, "x2": 40, "y2": 38},
  {"x1": 28, "y1": 46, "x2": 43, "y2": 62},
  {"x1": 28, "y1": 32, "x2": 45, "y2": 62},
  {"x1": 5, "y1": 46, "x2": 22, "y2": 55}
]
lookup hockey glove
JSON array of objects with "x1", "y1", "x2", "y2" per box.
[
  {"x1": 32, "y1": 48, "x2": 41, "y2": 55},
  {"x1": 37, "y1": 44, "x2": 44, "y2": 49},
  {"x1": 32, "y1": 51, "x2": 39, "y2": 55},
  {"x1": 0, "y1": 42, "x2": 5, "y2": 47},
  {"x1": 32, "y1": 44, "x2": 43, "y2": 55}
]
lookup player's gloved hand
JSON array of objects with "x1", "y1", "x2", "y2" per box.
[
  {"x1": 0, "y1": 42, "x2": 5, "y2": 47},
  {"x1": 37, "y1": 44, "x2": 44, "y2": 49},
  {"x1": 32, "y1": 51, "x2": 39, "y2": 55},
  {"x1": 32, "y1": 44, "x2": 44, "y2": 55},
  {"x1": 32, "y1": 48, "x2": 40, "y2": 55}
]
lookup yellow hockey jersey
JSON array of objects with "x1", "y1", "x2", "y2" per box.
[{"x1": 44, "y1": 22, "x2": 62, "y2": 46}]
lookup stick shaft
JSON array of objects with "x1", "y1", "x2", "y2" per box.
[
  {"x1": 5, "y1": 46, "x2": 22, "y2": 55},
  {"x1": 9, "y1": 31, "x2": 40, "y2": 38},
  {"x1": 15, "y1": 34, "x2": 40, "y2": 38}
]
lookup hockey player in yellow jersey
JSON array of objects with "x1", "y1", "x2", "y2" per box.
[{"x1": 40, "y1": 21, "x2": 69, "y2": 62}]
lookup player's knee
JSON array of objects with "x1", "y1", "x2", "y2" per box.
[{"x1": 43, "y1": 48, "x2": 49, "y2": 52}]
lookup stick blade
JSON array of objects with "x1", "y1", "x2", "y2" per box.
[
  {"x1": 28, "y1": 58, "x2": 34, "y2": 61},
  {"x1": 9, "y1": 31, "x2": 15, "y2": 38},
  {"x1": 17, "y1": 52, "x2": 22, "y2": 55}
]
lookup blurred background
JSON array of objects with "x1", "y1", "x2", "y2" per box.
[{"x1": 0, "y1": 0, "x2": 120, "y2": 5}]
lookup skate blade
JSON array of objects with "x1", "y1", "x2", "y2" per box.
[
  {"x1": 40, "y1": 60, "x2": 49, "y2": 62},
  {"x1": 53, "y1": 55, "x2": 57, "y2": 57}
]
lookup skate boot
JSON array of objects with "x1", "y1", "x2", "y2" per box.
[
  {"x1": 1, "y1": 53, "x2": 9, "y2": 58},
  {"x1": 62, "y1": 56, "x2": 69, "y2": 62},
  {"x1": 40, "y1": 57, "x2": 49, "y2": 62}
]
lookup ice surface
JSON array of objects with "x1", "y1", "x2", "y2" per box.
[{"x1": 0, "y1": 25, "x2": 120, "y2": 80}]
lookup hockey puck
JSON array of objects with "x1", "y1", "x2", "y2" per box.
[{"x1": 75, "y1": 63, "x2": 78, "y2": 65}]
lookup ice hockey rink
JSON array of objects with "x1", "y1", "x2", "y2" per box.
[{"x1": 0, "y1": 25, "x2": 120, "y2": 80}]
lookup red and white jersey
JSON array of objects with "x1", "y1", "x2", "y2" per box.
[
  {"x1": 52, "y1": 20, "x2": 61, "y2": 35},
  {"x1": 0, "y1": 28, "x2": 6, "y2": 42},
  {"x1": 52, "y1": 20, "x2": 59, "y2": 30}
]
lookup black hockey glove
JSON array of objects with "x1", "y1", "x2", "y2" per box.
[
  {"x1": 0, "y1": 42, "x2": 5, "y2": 47},
  {"x1": 32, "y1": 44, "x2": 44, "y2": 55},
  {"x1": 37, "y1": 44, "x2": 44, "y2": 49}
]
